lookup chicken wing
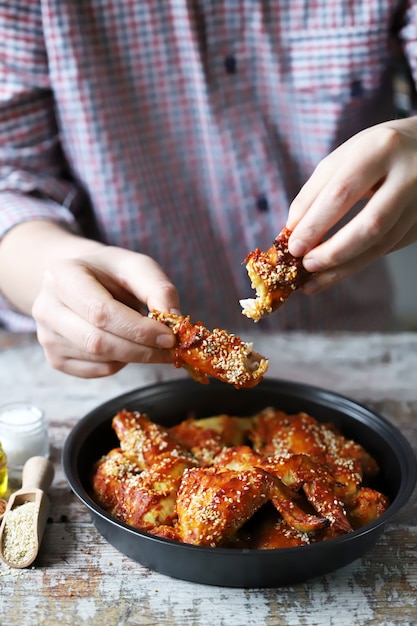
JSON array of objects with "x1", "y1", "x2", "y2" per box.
[
  {"x1": 112, "y1": 409, "x2": 194, "y2": 469},
  {"x1": 149, "y1": 310, "x2": 268, "y2": 388},
  {"x1": 92, "y1": 449, "x2": 195, "y2": 530},
  {"x1": 249, "y1": 407, "x2": 379, "y2": 499},
  {"x1": 214, "y1": 445, "x2": 352, "y2": 534},
  {"x1": 175, "y1": 465, "x2": 326, "y2": 547},
  {"x1": 240, "y1": 227, "x2": 310, "y2": 321},
  {"x1": 169, "y1": 413, "x2": 252, "y2": 465}
]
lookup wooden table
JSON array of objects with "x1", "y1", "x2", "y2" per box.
[{"x1": 0, "y1": 330, "x2": 416, "y2": 626}]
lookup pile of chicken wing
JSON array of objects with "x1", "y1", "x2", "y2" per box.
[{"x1": 91, "y1": 407, "x2": 389, "y2": 549}]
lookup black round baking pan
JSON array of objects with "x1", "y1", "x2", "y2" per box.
[{"x1": 62, "y1": 377, "x2": 417, "y2": 588}]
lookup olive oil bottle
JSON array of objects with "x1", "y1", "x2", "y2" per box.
[{"x1": 0, "y1": 442, "x2": 8, "y2": 498}]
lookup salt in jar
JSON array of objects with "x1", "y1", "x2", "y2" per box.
[{"x1": 0, "y1": 403, "x2": 49, "y2": 481}]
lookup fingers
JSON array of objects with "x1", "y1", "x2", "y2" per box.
[
  {"x1": 32, "y1": 248, "x2": 182, "y2": 378},
  {"x1": 34, "y1": 292, "x2": 176, "y2": 378},
  {"x1": 301, "y1": 253, "x2": 378, "y2": 295},
  {"x1": 285, "y1": 121, "x2": 417, "y2": 291},
  {"x1": 43, "y1": 354, "x2": 127, "y2": 379},
  {"x1": 37, "y1": 299, "x2": 174, "y2": 361},
  {"x1": 35, "y1": 301, "x2": 175, "y2": 378},
  {"x1": 52, "y1": 250, "x2": 180, "y2": 337},
  {"x1": 299, "y1": 191, "x2": 416, "y2": 295},
  {"x1": 301, "y1": 183, "x2": 405, "y2": 273},
  {"x1": 99, "y1": 247, "x2": 182, "y2": 315},
  {"x1": 42, "y1": 263, "x2": 174, "y2": 347},
  {"x1": 287, "y1": 131, "x2": 387, "y2": 256}
]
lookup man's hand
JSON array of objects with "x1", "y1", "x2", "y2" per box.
[
  {"x1": 0, "y1": 222, "x2": 180, "y2": 378},
  {"x1": 287, "y1": 118, "x2": 417, "y2": 294},
  {"x1": 32, "y1": 247, "x2": 181, "y2": 377}
]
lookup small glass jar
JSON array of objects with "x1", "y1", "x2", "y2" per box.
[{"x1": 0, "y1": 402, "x2": 49, "y2": 481}]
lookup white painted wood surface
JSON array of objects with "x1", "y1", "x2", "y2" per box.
[{"x1": 0, "y1": 331, "x2": 416, "y2": 626}]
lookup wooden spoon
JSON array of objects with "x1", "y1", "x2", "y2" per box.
[{"x1": 0, "y1": 456, "x2": 54, "y2": 568}]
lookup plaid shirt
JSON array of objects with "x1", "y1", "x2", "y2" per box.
[{"x1": 1, "y1": 1, "x2": 415, "y2": 332}]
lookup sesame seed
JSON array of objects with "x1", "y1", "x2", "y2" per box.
[{"x1": 2, "y1": 502, "x2": 38, "y2": 565}]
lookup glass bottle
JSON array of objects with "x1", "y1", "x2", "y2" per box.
[{"x1": 0, "y1": 442, "x2": 8, "y2": 498}]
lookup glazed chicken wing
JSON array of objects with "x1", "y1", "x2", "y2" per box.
[
  {"x1": 175, "y1": 466, "x2": 272, "y2": 546},
  {"x1": 175, "y1": 465, "x2": 326, "y2": 547},
  {"x1": 91, "y1": 448, "x2": 141, "y2": 513},
  {"x1": 248, "y1": 516, "x2": 312, "y2": 549},
  {"x1": 240, "y1": 227, "x2": 310, "y2": 321},
  {"x1": 92, "y1": 448, "x2": 195, "y2": 530},
  {"x1": 112, "y1": 409, "x2": 194, "y2": 469},
  {"x1": 344, "y1": 487, "x2": 390, "y2": 530},
  {"x1": 214, "y1": 445, "x2": 352, "y2": 534},
  {"x1": 249, "y1": 407, "x2": 379, "y2": 499},
  {"x1": 92, "y1": 409, "x2": 197, "y2": 530},
  {"x1": 149, "y1": 310, "x2": 268, "y2": 388},
  {"x1": 169, "y1": 413, "x2": 253, "y2": 465}
]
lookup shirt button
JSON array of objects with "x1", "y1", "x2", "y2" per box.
[
  {"x1": 350, "y1": 79, "x2": 363, "y2": 98},
  {"x1": 256, "y1": 194, "x2": 269, "y2": 212},
  {"x1": 224, "y1": 55, "x2": 237, "y2": 75}
]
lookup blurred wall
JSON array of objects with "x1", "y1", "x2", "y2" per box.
[
  {"x1": 380, "y1": 51, "x2": 417, "y2": 330},
  {"x1": 386, "y1": 242, "x2": 417, "y2": 330}
]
